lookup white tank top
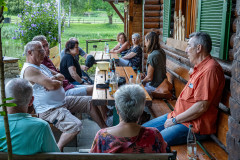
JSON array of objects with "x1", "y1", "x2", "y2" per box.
[{"x1": 20, "y1": 63, "x2": 66, "y2": 113}]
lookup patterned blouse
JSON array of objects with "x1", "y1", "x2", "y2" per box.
[
  {"x1": 90, "y1": 127, "x2": 167, "y2": 153},
  {"x1": 126, "y1": 45, "x2": 142, "y2": 69}
]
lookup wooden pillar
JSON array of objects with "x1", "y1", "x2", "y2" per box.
[{"x1": 227, "y1": 0, "x2": 240, "y2": 159}]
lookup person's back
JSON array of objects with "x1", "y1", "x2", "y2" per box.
[
  {"x1": 0, "y1": 113, "x2": 59, "y2": 155},
  {"x1": 90, "y1": 126, "x2": 167, "y2": 153},
  {"x1": 0, "y1": 78, "x2": 59, "y2": 155}
]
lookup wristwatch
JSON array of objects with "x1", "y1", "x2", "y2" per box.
[{"x1": 172, "y1": 117, "x2": 178, "y2": 125}]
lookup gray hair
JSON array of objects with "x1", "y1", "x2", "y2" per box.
[
  {"x1": 32, "y1": 35, "x2": 47, "y2": 42},
  {"x1": 114, "y1": 84, "x2": 146, "y2": 123},
  {"x1": 24, "y1": 41, "x2": 42, "y2": 56},
  {"x1": 189, "y1": 32, "x2": 212, "y2": 53},
  {"x1": 69, "y1": 37, "x2": 78, "y2": 42},
  {"x1": 132, "y1": 33, "x2": 140, "y2": 39},
  {"x1": 5, "y1": 78, "x2": 33, "y2": 107}
]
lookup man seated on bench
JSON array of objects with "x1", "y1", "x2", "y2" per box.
[
  {"x1": 0, "y1": 78, "x2": 60, "y2": 155},
  {"x1": 60, "y1": 37, "x2": 94, "y2": 84},
  {"x1": 21, "y1": 41, "x2": 107, "y2": 151},
  {"x1": 32, "y1": 35, "x2": 92, "y2": 96},
  {"x1": 143, "y1": 32, "x2": 225, "y2": 146}
]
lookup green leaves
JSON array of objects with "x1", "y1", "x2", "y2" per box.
[
  {"x1": 0, "y1": 111, "x2": 6, "y2": 116},
  {"x1": 0, "y1": 0, "x2": 8, "y2": 12},
  {"x1": 0, "y1": 97, "x2": 16, "y2": 107}
]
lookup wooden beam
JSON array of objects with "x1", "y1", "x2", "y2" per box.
[{"x1": 108, "y1": 2, "x2": 124, "y2": 22}]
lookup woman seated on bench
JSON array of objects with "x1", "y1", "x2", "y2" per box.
[
  {"x1": 141, "y1": 31, "x2": 167, "y2": 95},
  {"x1": 90, "y1": 84, "x2": 167, "y2": 153},
  {"x1": 118, "y1": 33, "x2": 142, "y2": 69},
  {"x1": 110, "y1": 32, "x2": 130, "y2": 56},
  {"x1": 60, "y1": 40, "x2": 93, "y2": 87}
]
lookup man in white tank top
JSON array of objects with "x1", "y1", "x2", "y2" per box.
[{"x1": 21, "y1": 41, "x2": 107, "y2": 151}]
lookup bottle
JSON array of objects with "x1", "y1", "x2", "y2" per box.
[
  {"x1": 129, "y1": 75, "x2": 134, "y2": 84},
  {"x1": 136, "y1": 70, "x2": 141, "y2": 85},
  {"x1": 109, "y1": 70, "x2": 118, "y2": 96},
  {"x1": 104, "y1": 42, "x2": 107, "y2": 53},
  {"x1": 106, "y1": 44, "x2": 109, "y2": 54},
  {"x1": 111, "y1": 58, "x2": 116, "y2": 72},
  {"x1": 187, "y1": 124, "x2": 197, "y2": 160}
]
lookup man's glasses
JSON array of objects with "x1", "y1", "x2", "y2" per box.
[{"x1": 32, "y1": 49, "x2": 45, "y2": 54}]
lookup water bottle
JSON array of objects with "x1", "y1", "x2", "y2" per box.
[
  {"x1": 129, "y1": 75, "x2": 134, "y2": 84},
  {"x1": 187, "y1": 124, "x2": 197, "y2": 160},
  {"x1": 106, "y1": 44, "x2": 109, "y2": 54},
  {"x1": 136, "y1": 70, "x2": 141, "y2": 85},
  {"x1": 109, "y1": 70, "x2": 118, "y2": 96}
]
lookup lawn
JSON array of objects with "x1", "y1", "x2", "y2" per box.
[{"x1": 2, "y1": 23, "x2": 123, "y2": 73}]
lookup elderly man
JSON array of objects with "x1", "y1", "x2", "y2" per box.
[
  {"x1": 20, "y1": 41, "x2": 106, "y2": 151},
  {"x1": 143, "y1": 32, "x2": 225, "y2": 146},
  {"x1": 0, "y1": 78, "x2": 59, "y2": 155},
  {"x1": 32, "y1": 35, "x2": 92, "y2": 96}
]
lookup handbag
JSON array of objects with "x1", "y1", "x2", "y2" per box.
[{"x1": 151, "y1": 78, "x2": 173, "y2": 99}]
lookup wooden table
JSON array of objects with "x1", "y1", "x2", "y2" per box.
[
  {"x1": 92, "y1": 66, "x2": 152, "y2": 106},
  {"x1": 89, "y1": 51, "x2": 119, "y2": 62}
]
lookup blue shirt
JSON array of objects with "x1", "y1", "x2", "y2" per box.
[{"x1": 0, "y1": 113, "x2": 59, "y2": 155}]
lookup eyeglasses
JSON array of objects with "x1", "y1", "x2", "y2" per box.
[{"x1": 32, "y1": 49, "x2": 45, "y2": 54}]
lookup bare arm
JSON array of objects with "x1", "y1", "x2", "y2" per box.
[
  {"x1": 49, "y1": 69, "x2": 65, "y2": 81},
  {"x1": 110, "y1": 43, "x2": 120, "y2": 52},
  {"x1": 111, "y1": 42, "x2": 129, "y2": 54},
  {"x1": 24, "y1": 67, "x2": 62, "y2": 90},
  {"x1": 164, "y1": 101, "x2": 209, "y2": 128},
  {"x1": 142, "y1": 64, "x2": 154, "y2": 83},
  {"x1": 122, "y1": 52, "x2": 137, "y2": 60},
  {"x1": 68, "y1": 66, "x2": 84, "y2": 84}
]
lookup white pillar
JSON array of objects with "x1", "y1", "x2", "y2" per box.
[{"x1": 58, "y1": 0, "x2": 61, "y2": 53}]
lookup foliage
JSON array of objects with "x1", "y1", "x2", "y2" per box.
[
  {"x1": 2, "y1": 24, "x2": 19, "y2": 39},
  {"x1": 14, "y1": 0, "x2": 65, "y2": 48},
  {"x1": 5, "y1": 0, "x2": 24, "y2": 15}
]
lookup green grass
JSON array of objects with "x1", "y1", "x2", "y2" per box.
[{"x1": 2, "y1": 23, "x2": 123, "y2": 74}]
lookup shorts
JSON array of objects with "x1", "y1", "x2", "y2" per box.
[{"x1": 39, "y1": 96, "x2": 92, "y2": 133}]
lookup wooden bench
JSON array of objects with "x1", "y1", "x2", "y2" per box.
[
  {"x1": 148, "y1": 59, "x2": 230, "y2": 160},
  {"x1": 49, "y1": 46, "x2": 60, "y2": 69},
  {"x1": 0, "y1": 152, "x2": 177, "y2": 160}
]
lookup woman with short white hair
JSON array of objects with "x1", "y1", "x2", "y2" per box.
[
  {"x1": 118, "y1": 33, "x2": 142, "y2": 69},
  {"x1": 90, "y1": 84, "x2": 167, "y2": 153}
]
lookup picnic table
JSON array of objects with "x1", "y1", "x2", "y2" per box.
[
  {"x1": 89, "y1": 51, "x2": 119, "y2": 62},
  {"x1": 92, "y1": 66, "x2": 152, "y2": 106},
  {"x1": 92, "y1": 66, "x2": 152, "y2": 125}
]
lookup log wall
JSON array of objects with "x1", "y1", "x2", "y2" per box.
[{"x1": 227, "y1": 0, "x2": 240, "y2": 159}]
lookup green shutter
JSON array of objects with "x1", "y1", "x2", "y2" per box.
[
  {"x1": 197, "y1": 0, "x2": 231, "y2": 60},
  {"x1": 163, "y1": 0, "x2": 172, "y2": 43}
]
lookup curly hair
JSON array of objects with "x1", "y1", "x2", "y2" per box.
[{"x1": 117, "y1": 32, "x2": 127, "y2": 42}]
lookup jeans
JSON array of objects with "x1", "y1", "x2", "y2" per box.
[
  {"x1": 143, "y1": 114, "x2": 209, "y2": 146},
  {"x1": 118, "y1": 58, "x2": 130, "y2": 66},
  {"x1": 144, "y1": 83, "x2": 156, "y2": 95},
  {"x1": 65, "y1": 85, "x2": 87, "y2": 96},
  {"x1": 82, "y1": 71, "x2": 94, "y2": 84}
]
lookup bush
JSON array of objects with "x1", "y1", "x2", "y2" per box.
[{"x1": 15, "y1": 1, "x2": 65, "y2": 48}]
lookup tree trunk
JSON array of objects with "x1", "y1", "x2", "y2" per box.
[
  {"x1": 68, "y1": 0, "x2": 71, "y2": 27},
  {"x1": 0, "y1": 6, "x2": 13, "y2": 160},
  {"x1": 108, "y1": 14, "x2": 113, "y2": 24}
]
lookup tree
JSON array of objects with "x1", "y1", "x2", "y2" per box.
[
  {"x1": 90, "y1": 0, "x2": 124, "y2": 24},
  {"x1": 0, "y1": 1, "x2": 13, "y2": 160}
]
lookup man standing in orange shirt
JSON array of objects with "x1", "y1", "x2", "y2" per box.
[{"x1": 143, "y1": 32, "x2": 225, "y2": 146}]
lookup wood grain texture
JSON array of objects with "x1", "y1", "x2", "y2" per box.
[
  {"x1": 149, "y1": 99, "x2": 172, "y2": 118},
  {"x1": 201, "y1": 141, "x2": 228, "y2": 160}
]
